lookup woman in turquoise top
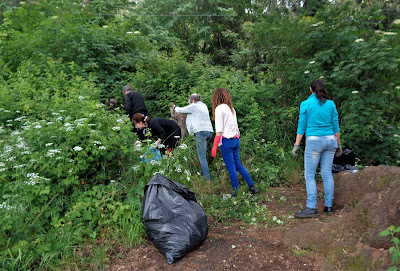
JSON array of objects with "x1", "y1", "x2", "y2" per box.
[{"x1": 292, "y1": 79, "x2": 342, "y2": 218}]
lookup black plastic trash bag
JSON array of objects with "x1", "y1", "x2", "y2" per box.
[
  {"x1": 333, "y1": 147, "x2": 356, "y2": 166},
  {"x1": 332, "y1": 163, "x2": 359, "y2": 174},
  {"x1": 141, "y1": 173, "x2": 208, "y2": 264},
  {"x1": 333, "y1": 147, "x2": 358, "y2": 173}
]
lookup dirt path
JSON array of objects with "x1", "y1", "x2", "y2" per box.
[{"x1": 109, "y1": 184, "x2": 330, "y2": 271}]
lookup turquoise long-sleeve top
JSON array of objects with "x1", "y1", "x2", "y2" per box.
[{"x1": 296, "y1": 94, "x2": 340, "y2": 136}]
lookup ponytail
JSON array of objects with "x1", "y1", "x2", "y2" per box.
[{"x1": 311, "y1": 79, "x2": 330, "y2": 104}]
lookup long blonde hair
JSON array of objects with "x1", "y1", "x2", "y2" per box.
[{"x1": 211, "y1": 88, "x2": 234, "y2": 119}]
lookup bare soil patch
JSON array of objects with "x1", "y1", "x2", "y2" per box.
[
  {"x1": 108, "y1": 183, "x2": 329, "y2": 271},
  {"x1": 108, "y1": 166, "x2": 399, "y2": 270}
]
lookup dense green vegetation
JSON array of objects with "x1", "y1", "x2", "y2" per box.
[{"x1": 0, "y1": 0, "x2": 399, "y2": 269}]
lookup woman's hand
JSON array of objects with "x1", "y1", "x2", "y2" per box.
[
  {"x1": 212, "y1": 134, "x2": 221, "y2": 158},
  {"x1": 335, "y1": 143, "x2": 342, "y2": 157},
  {"x1": 292, "y1": 144, "x2": 300, "y2": 157}
]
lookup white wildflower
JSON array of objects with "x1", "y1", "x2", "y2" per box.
[
  {"x1": 73, "y1": 146, "x2": 83, "y2": 151},
  {"x1": 52, "y1": 112, "x2": 61, "y2": 116},
  {"x1": 93, "y1": 141, "x2": 102, "y2": 145},
  {"x1": 186, "y1": 176, "x2": 191, "y2": 181},
  {"x1": 126, "y1": 31, "x2": 133, "y2": 34},
  {"x1": 134, "y1": 31, "x2": 140, "y2": 34},
  {"x1": 0, "y1": 202, "x2": 14, "y2": 210},
  {"x1": 272, "y1": 216, "x2": 277, "y2": 221},
  {"x1": 352, "y1": 91, "x2": 359, "y2": 94},
  {"x1": 184, "y1": 170, "x2": 191, "y2": 176},
  {"x1": 110, "y1": 179, "x2": 116, "y2": 183},
  {"x1": 304, "y1": 70, "x2": 310, "y2": 74},
  {"x1": 78, "y1": 96, "x2": 85, "y2": 100},
  {"x1": 45, "y1": 143, "x2": 53, "y2": 147},
  {"x1": 112, "y1": 126, "x2": 120, "y2": 131},
  {"x1": 393, "y1": 19, "x2": 400, "y2": 25},
  {"x1": 89, "y1": 113, "x2": 96, "y2": 117},
  {"x1": 355, "y1": 38, "x2": 364, "y2": 43},
  {"x1": 383, "y1": 32, "x2": 397, "y2": 36},
  {"x1": 309, "y1": 61, "x2": 315, "y2": 64},
  {"x1": 116, "y1": 119, "x2": 124, "y2": 123},
  {"x1": 97, "y1": 103, "x2": 105, "y2": 108},
  {"x1": 179, "y1": 144, "x2": 188, "y2": 149}
]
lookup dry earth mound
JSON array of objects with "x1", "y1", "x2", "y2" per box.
[{"x1": 284, "y1": 165, "x2": 400, "y2": 270}]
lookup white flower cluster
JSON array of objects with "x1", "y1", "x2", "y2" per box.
[
  {"x1": 112, "y1": 126, "x2": 121, "y2": 131},
  {"x1": 0, "y1": 202, "x2": 14, "y2": 210},
  {"x1": 46, "y1": 149, "x2": 62, "y2": 157},
  {"x1": 179, "y1": 144, "x2": 188, "y2": 149},
  {"x1": 73, "y1": 146, "x2": 83, "y2": 151},
  {"x1": 174, "y1": 163, "x2": 182, "y2": 172},
  {"x1": 25, "y1": 172, "x2": 50, "y2": 185}
]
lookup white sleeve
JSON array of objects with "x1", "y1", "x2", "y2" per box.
[
  {"x1": 214, "y1": 106, "x2": 224, "y2": 133},
  {"x1": 174, "y1": 104, "x2": 195, "y2": 114}
]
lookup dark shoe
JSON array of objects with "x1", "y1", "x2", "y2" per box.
[
  {"x1": 324, "y1": 206, "x2": 334, "y2": 215},
  {"x1": 249, "y1": 185, "x2": 259, "y2": 195},
  {"x1": 295, "y1": 207, "x2": 319, "y2": 218}
]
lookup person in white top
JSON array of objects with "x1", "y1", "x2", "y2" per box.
[
  {"x1": 173, "y1": 93, "x2": 214, "y2": 181},
  {"x1": 211, "y1": 88, "x2": 259, "y2": 197}
]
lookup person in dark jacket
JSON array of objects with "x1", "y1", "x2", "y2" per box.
[
  {"x1": 132, "y1": 113, "x2": 181, "y2": 152},
  {"x1": 123, "y1": 85, "x2": 148, "y2": 140},
  {"x1": 123, "y1": 85, "x2": 147, "y2": 119}
]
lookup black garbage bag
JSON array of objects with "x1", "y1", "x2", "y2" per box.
[
  {"x1": 141, "y1": 173, "x2": 208, "y2": 264},
  {"x1": 333, "y1": 147, "x2": 356, "y2": 166},
  {"x1": 332, "y1": 164, "x2": 359, "y2": 173},
  {"x1": 332, "y1": 147, "x2": 358, "y2": 173}
]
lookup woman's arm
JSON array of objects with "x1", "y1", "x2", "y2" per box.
[{"x1": 295, "y1": 134, "x2": 303, "y2": 145}]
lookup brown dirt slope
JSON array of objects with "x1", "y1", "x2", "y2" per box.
[{"x1": 284, "y1": 165, "x2": 400, "y2": 271}]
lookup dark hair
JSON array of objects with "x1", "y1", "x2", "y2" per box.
[
  {"x1": 132, "y1": 113, "x2": 151, "y2": 124},
  {"x1": 211, "y1": 88, "x2": 234, "y2": 119},
  {"x1": 311, "y1": 79, "x2": 330, "y2": 103}
]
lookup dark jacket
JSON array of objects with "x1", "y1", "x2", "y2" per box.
[
  {"x1": 124, "y1": 91, "x2": 147, "y2": 119},
  {"x1": 148, "y1": 118, "x2": 181, "y2": 141}
]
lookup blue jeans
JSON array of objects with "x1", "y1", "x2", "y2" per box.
[
  {"x1": 195, "y1": 131, "x2": 213, "y2": 180},
  {"x1": 220, "y1": 137, "x2": 254, "y2": 191},
  {"x1": 304, "y1": 135, "x2": 337, "y2": 209}
]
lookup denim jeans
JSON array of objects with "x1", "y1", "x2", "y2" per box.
[
  {"x1": 195, "y1": 131, "x2": 213, "y2": 180},
  {"x1": 304, "y1": 135, "x2": 338, "y2": 209},
  {"x1": 220, "y1": 137, "x2": 254, "y2": 191}
]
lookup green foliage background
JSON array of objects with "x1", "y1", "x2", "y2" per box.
[{"x1": 0, "y1": 0, "x2": 399, "y2": 269}]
